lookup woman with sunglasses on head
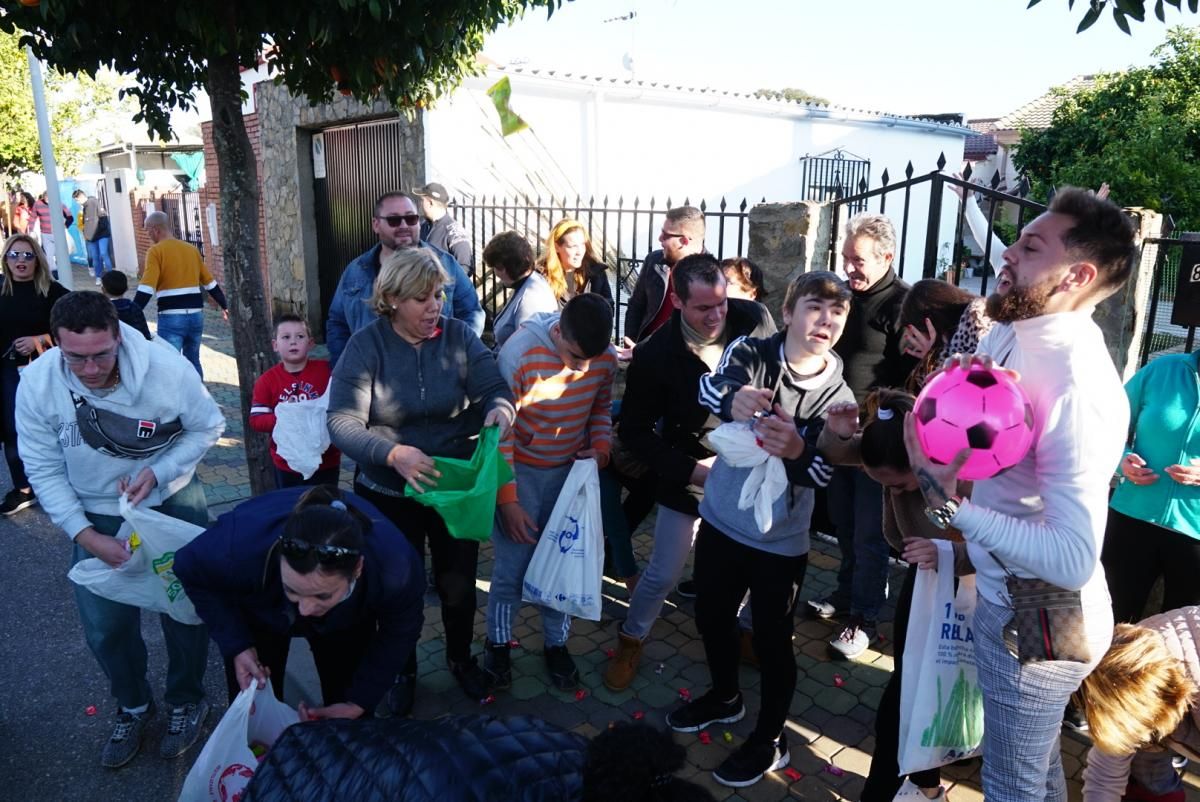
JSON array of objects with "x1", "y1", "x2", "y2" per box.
[
  {"x1": 538, "y1": 219, "x2": 613, "y2": 307},
  {"x1": 0, "y1": 234, "x2": 68, "y2": 515},
  {"x1": 174, "y1": 485, "x2": 425, "y2": 720}
]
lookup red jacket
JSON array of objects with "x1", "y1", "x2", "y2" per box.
[{"x1": 250, "y1": 360, "x2": 340, "y2": 473}]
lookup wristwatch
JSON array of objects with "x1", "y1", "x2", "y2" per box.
[{"x1": 925, "y1": 496, "x2": 963, "y2": 530}]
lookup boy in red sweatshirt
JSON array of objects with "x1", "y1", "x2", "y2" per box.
[{"x1": 250, "y1": 315, "x2": 341, "y2": 488}]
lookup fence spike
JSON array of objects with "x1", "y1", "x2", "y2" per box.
[
  {"x1": 603, "y1": 194, "x2": 609, "y2": 206},
  {"x1": 904, "y1": 162, "x2": 914, "y2": 179},
  {"x1": 760, "y1": 196, "x2": 766, "y2": 204},
  {"x1": 699, "y1": 199, "x2": 707, "y2": 212},
  {"x1": 962, "y1": 163, "x2": 973, "y2": 182},
  {"x1": 881, "y1": 168, "x2": 890, "y2": 187},
  {"x1": 588, "y1": 195, "x2": 595, "y2": 206},
  {"x1": 857, "y1": 177, "x2": 868, "y2": 193},
  {"x1": 936, "y1": 152, "x2": 947, "y2": 171},
  {"x1": 991, "y1": 169, "x2": 1002, "y2": 189},
  {"x1": 633, "y1": 196, "x2": 640, "y2": 209},
  {"x1": 740, "y1": 198, "x2": 748, "y2": 212},
  {"x1": 618, "y1": 195, "x2": 624, "y2": 208},
  {"x1": 664, "y1": 197, "x2": 671, "y2": 208},
  {"x1": 719, "y1": 197, "x2": 727, "y2": 211}
]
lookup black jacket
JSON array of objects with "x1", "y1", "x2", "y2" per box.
[
  {"x1": 243, "y1": 715, "x2": 587, "y2": 802},
  {"x1": 578, "y1": 262, "x2": 613, "y2": 305},
  {"x1": 619, "y1": 298, "x2": 776, "y2": 515},
  {"x1": 832, "y1": 268, "x2": 916, "y2": 402},
  {"x1": 174, "y1": 487, "x2": 425, "y2": 713},
  {"x1": 622, "y1": 249, "x2": 669, "y2": 342}
]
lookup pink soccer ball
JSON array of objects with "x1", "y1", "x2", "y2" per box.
[{"x1": 913, "y1": 363, "x2": 1035, "y2": 480}]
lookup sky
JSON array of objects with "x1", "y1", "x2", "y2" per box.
[{"x1": 483, "y1": 0, "x2": 1190, "y2": 120}]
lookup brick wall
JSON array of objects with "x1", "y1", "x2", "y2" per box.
[{"x1": 198, "y1": 115, "x2": 270, "y2": 294}]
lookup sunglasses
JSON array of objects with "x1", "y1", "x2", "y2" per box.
[
  {"x1": 278, "y1": 537, "x2": 360, "y2": 564},
  {"x1": 376, "y1": 214, "x2": 421, "y2": 227},
  {"x1": 6, "y1": 251, "x2": 35, "y2": 261}
]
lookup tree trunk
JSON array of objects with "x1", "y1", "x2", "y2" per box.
[{"x1": 206, "y1": 53, "x2": 275, "y2": 496}]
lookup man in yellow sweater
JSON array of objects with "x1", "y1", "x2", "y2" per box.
[{"x1": 136, "y1": 211, "x2": 228, "y2": 378}]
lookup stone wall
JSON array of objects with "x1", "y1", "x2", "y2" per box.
[
  {"x1": 746, "y1": 201, "x2": 834, "y2": 322},
  {"x1": 1095, "y1": 208, "x2": 1164, "y2": 381},
  {"x1": 254, "y1": 82, "x2": 424, "y2": 331}
]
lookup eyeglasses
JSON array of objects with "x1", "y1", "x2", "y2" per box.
[
  {"x1": 659, "y1": 230, "x2": 687, "y2": 242},
  {"x1": 61, "y1": 348, "x2": 119, "y2": 367},
  {"x1": 278, "y1": 537, "x2": 360, "y2": 564},
  {"x1": 6, "y1": 251, "x2": 35, "y2": 261},
  {"x1": 376, "y1": 214, "x2": 421, "y2": 227}
]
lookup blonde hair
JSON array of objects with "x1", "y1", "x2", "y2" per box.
[
  {"x1": 0, "y1": 234, "x2": 54, "y2": 296},
  {"x1": 538, "y1": 219, "x2": 602, "y2": 301},
  {"x1": 370, "y1": 247, "x2": 448, "y2": 316},
  {"x1": 1077, "y1": 623, "x2": 1197, "y2": 756}
]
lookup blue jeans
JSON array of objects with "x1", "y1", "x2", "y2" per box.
[
  {"x1": 827, "y1": 466, "x2": 890, "y2": 623},
  {"x1": 86, "y1": 237, "x2": 113, "y2": 278},
  {"x1": 71, "y1": 476, "x2": 211, "y2": 710},
  {"x1": 155, "y1": 312, "x2": 204, "y2": 378},
  {"x1": 486, "y1": 462, "x2": 573, "y2": 647},
  {"x1": 1, "y1": 360, "x2": 28, "y2": 490}
]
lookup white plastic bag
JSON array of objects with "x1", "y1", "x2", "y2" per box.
[
  {"x1": 706, "y1": 421, "x2": 788, "y2": 533},
  {"x1": 68, "y1": 494, "x2": 205, "y2": 624},
  {"x1": 897, "y1": 540, "x2": 984, "y2": 775},
  {"x1": 272, "y1": 392, "x2": 331, "y2": 479},
  {"x1": 521, "y1": 458, "x2": 604, "y2": 620},
  {"x1": 179, "y1": 684, "x2": 300, "y2": 802}
]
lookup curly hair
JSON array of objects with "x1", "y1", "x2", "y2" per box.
[{"x1": 583, "y1": 722, "x2": 716, "y2": 802}]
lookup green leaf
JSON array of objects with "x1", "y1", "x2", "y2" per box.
[
  {"x1": 1155, "y1": 0, "x2": 1166, "y2": 20},
  {"x1": 1078, "y1": 4, "x2": 1104, "y2": 30},
  {"x1": 1113, "y1": 7, "x2": 1133, "y2": 32}
]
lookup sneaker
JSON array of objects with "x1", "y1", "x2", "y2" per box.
[
  {"x1": 602, "y1": 631, "x2": 643, "y2": 692},
  {"x1": 892, "y1": 779, "x2": 946, "y2": 800},
  {"x1": 676, "y1": 579, "x2": 697, "y2": 598},
  {"x1": 829, "y1": 621, "x2": 876, "y2": 659},
  {"x1": 100, "y1": 703, "x2": 155, "y2": 769},
  {"x1": 712, "y1": 735, "x2": 789, "y2": 788},
  {"x1": 376, "y1": 674, "x2": 416, "y2": 718},
  {"x1": 666, "y1": 691, "x2": 745, "y2": 732},
  {"x1": 482, "y1": 641, "x2": 512, "y2": 690},
  {"x1": 806, "y1": 597, "x2": 843, "y2": 619},
  {"x1": 0, "y1": 488, "x2": 37, "y2": 516},
  {"x1": 1063, "y1": 702, "x2": 1089, "y2": 732},
  {"x1": 159, "y1": 699, "x2": 210, "y2": 758},
  {"x1": 544, "y1": 645, "x2": 580, "y2": 691},
  {"x1": 449, "y1": 656, "x2": 490, "y2": 701}
]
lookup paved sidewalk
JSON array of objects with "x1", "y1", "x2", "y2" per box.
[{"x1": 5, "y1": 265, "x2": 1197, "y2": 801}]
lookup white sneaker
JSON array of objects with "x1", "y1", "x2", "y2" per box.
[
  {"x1": 893, "y1": 779, "x2": 946, "y2": 800},
  {"x1": 95, "y1": 277, "x2": 102, "y2": 285},
  {"x1": 829, "y1": 623, "x2": 875, "y2": 659}
]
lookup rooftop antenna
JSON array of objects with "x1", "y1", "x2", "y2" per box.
[{"x1": 603, "y1": 11, "x2": 637, "y2": 81}]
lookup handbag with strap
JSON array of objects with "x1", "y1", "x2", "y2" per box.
[{"x1": 993, "y1": 553, "x2": 1091, "y2": 664}]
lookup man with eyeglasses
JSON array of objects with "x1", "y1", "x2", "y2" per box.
[
  {"x1": 622, "y1": 205, "x2": 707, "y2": 351},
  {"x1": 325, "y1": 192, "x2": 484, "y2": 366},
  {"x1": 15, "y1": 291, "x2": 225, "y2": 769}
]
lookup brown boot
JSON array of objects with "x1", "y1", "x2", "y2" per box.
[{"x1": 603, "y1": 631, "x2": 643, "y2": 691}]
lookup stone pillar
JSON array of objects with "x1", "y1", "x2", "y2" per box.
[
  {"x1": 1095, "y1": 208, "x2": 1163, "y2": 381},
  {"x1": 747, "y1": 201, "x2": 834, "y2": 321}
]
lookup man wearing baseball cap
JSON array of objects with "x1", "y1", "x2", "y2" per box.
[{"x1": 414, "y1": 182, "x2": 474, "y2": 277}]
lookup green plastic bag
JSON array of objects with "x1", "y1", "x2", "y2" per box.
[{"x1": 403, "y1": 426, "x2": 513, "y2": 541}]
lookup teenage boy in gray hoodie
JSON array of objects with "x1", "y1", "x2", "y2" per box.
[{"x1": 668, "y1": 271, "x2": 854, "y2": 789}]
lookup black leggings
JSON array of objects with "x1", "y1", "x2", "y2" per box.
[
  {"x1": 860, "y1": 564, "x2": 941, "y2": 800},
  {"x1": 356, "y1": 484, "x2": 480, "y2": 665},
  {"x1": 693, "y1": 520, "x2": 807, "y2": 744},
  {"x1": 1102, "y1": 507, "x2": 1200, "y2": 624},
  {"x1": 223, "y1": 617, "x2": 374, "y2": 708}
]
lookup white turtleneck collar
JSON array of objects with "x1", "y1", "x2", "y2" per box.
[{"x1": 1010, "y1": 307, "x2": 1097, "y2": 351}]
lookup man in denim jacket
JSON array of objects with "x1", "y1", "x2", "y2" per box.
[{"x1": 326, "y1": 191, "x2": 483, "y2": 365}]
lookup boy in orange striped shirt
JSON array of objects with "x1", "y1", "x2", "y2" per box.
[{"x1": 484, "y1": 294, "x2": 616, "y2": 692}]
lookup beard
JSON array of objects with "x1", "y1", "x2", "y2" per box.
[{"x1": 985, "y1": 279, "x2": 1058, "y2": 322}]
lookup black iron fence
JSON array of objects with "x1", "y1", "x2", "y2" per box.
[
  {"x1": 1138, "y1": 234, "x2": 1198, "y2": 367},
  {"x1": 799, "y1": 149, "x2": 870, "y2": 214},
  {"x1": 828, "y1": 157, "x2": 1045, "y2": 291},
  {"x1": 454, "y1": 194, "x2": 752, "y2": 342},
  {"x1": 158, "y1": 191, "x2": 205, "y2": 256}
]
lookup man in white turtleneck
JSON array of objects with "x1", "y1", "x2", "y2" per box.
[{"x1": 903, "y1": 187, "x2": 1138, "y2": 802}]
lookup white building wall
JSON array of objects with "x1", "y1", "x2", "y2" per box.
[{"x1": 424, "y1": 70, "x2": 969, "y2": 279}]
